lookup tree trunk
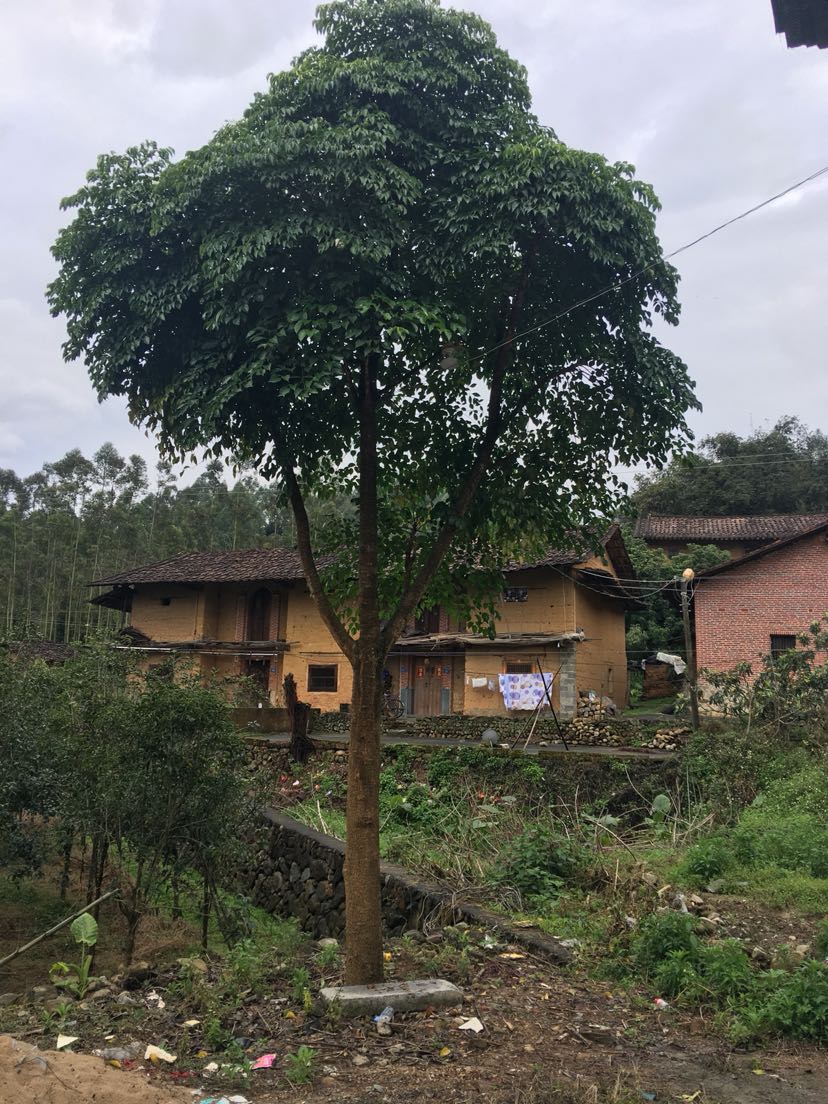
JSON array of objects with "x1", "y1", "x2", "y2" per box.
[
  {"x1": 201, "y1": 876, "x2": 211, "y2": 952},
  {"x1": 343, "y1": 647, "x2": 384, "y2": 984},
  {"x1": 59, "y1": 831, "x2": 73, "y2": 901}
]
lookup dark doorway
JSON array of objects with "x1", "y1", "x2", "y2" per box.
[{"x1": 247, "y1": 588, "x2": 272, "y2": 641}]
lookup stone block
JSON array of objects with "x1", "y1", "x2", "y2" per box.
[{"x1": 319, "y1": 978, "x2": 462, "y2": 1017}]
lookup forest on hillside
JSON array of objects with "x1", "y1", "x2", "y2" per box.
[{"x1": 1, "y1": 417, "x2": 826, "y2": 645}]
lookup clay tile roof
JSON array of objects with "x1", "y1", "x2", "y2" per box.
[
  {"x1": 91, "y1": 548, "x2": 326, "y2": 587},
  {"x1": 633, "y1": 514, "x2": 828, "y2": 543}
]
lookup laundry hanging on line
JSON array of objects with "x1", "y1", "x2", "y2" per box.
[{"x1": 497, "y1": 672, "x2": 554, "y2": 711}]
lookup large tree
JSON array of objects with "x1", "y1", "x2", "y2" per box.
[{"x1": 48, "y1": 0, "x2": 696, "y2": 982}]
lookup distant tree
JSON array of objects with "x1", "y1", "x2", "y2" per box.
[
  {"x1": 633, "y1": 417, "x2": 828, "y2": 517},
  {"x1": 48, "y1": 0, "x2": 696, "y2": 982},
  {"x1": 624, "y1": 530, "x2": 730, "y2": 657}
]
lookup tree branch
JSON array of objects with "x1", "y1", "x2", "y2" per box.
[
  {"x1": 380, "y1": 253, "x2": 534, "y2": 653},
  {"x1": 282, "y1": 464, "x2": 356, "y2": 662}
]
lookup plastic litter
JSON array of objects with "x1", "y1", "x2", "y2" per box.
[
  {"x1": 458, "y1": 1017, "x2": 484, "y2": 1033},
  {"x1": 144, "y1": 1043, "x2": 177, "y2": 1063},
  {"x1": 373, "y1": 1006, "x2": 394, "y2": 1036},
  {"x1": 203, "y1": 1061, "x2": 220, "y2": 1072},
  {"x1": 94, "y1": 1045, "x2": 140, "y2": 1061},
  {"x1": 183, "y1": 1018, "x2": 200, "y2": 1027},
  {"x1": 56, "y1": 1035, "x2": 78, "y2": 1050},
  {"x1": 652, "y1": 997, "x2": 669, "y2": 1011},
  {"x1": 252, "y1": 1052, "x2": 277, "y2": 1069}
]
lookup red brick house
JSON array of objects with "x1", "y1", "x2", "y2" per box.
[{"x1": 693, "y1": 518, "x2": 828, "y2": 675}]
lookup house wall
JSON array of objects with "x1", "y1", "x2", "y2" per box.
[
  {"x1": 130, "y1": 584, "x2": 203, "y2": 641},
  {"x1": 281, "y1": 586, "x2": 353, "y2": 712},
  {"x1": 573, "y1": 584, "x2": 629, "y2": 707},
  {"x1": 125, "y1": 562, "x2": 628, "y2": 717},
  {"x1": 694, "y1": 531, "x2": 828, "y2": 673}
]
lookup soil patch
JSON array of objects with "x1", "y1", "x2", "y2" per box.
[{"x1": 0, "y1": 1034, "x2": 192, "y2": 1104}]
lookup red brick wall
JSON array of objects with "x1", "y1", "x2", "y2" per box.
[{"x1": 694, "y1": 532, "x2": 828, "y2": 673}]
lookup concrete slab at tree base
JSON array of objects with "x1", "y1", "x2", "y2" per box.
[{"x1": 320, "y1": 978, "x2": 462, "y2": 1017}]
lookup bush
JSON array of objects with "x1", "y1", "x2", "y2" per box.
[
  {"x1": 738, "y1": 960, "x2": 828, "y2": 1043},
  {"x1": 633, "y1": 911, "x2": 699, "y2": 975},
  {"x1": 677, "y1": 835, "x2": 735, "y2": 886},
  {"x1": 494, "y1": 824, "x2": 585, "y2": 901}
]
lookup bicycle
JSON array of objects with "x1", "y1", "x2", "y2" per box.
[{"x1": 383, "y1": 691, "x2": 406, "y2": 721}]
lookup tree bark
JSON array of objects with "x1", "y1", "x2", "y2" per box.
[{"x1": 343, "y1": 647, "x2": 384, "y2": 984}]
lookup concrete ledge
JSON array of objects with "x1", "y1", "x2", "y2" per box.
[{"x1": 320, "y1": 978, "x2": 462, "y2": 1017}]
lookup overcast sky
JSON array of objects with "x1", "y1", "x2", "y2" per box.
[{"x1": 1, "y1": 0, "x2": 826, "y2": 483}]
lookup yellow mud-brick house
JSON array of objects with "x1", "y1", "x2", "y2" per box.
[{"x1": 91, "y1": 526, "x2": 635, "y2": 720}]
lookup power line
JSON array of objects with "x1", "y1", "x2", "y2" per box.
[{"x1": 478, "y1": 162, "x2": 828, "y2": 362}]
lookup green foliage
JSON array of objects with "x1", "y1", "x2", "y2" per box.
[
  {"x1": 633, "y1": 911, "x2": 699, "y2": 975},
  {"x1": 704, "y1": 618, "x2": 828, "y2": 740},
  {"x1": 49, "y1": 911, "x2": 98, "y2": 998},
  {"x1": 316, "y1": 942, "x2": 340, "y2": 969},
  {"x1": 48, "y1": 0, "x2": 696, "y2": 630},
  {"x1": 285, "y1": 1045, "x2": 318, "y2": 1086},
  {"x1": 677, "y1": 836, "x2": 735, "y2": 886},
  {"x1": 622, "y1": 528, "x2": 729, "y2": 657},
  {"x1": 289, "y1": 966, "x2": 311, "y2": 1003},
  {"x1": 737, "y1": 960, "x2": 828, "y2": 1043},
  {"x1": 0, "y1": 653, "x2": 59, "y2": 873},
  {"x1": 495, "y1": 825, "x2": 585, "y2": 902},
  {"x1": 632, "y1": 416, "x2": 828, "y2": 516}
]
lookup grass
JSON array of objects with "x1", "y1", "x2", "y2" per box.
[{"x1": 623, "y1": 696, "x2": 678, "y2": 717}]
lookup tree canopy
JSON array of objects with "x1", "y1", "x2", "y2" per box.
[
  {"x1": 49, "y1": 0, "x2": 696, "y2": 629},
  {"x1": 632, "y1": 417, "x2": 828, "y2": 517},
  {"x1": 49, "y1": 0, "x2": 697, "y2": 983}
]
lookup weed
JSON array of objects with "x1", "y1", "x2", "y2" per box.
[
  {"x1": 289, "y1": 966, "x2": 311, "y2": 1002},
  {"x1": 285, "y1": 1044, "x2": 318, "y2": 1085},
  {"x1": 495, "y1": 825, "x2": 586, "y2": 903},
  {"x1": 49, "y1": 912, "x2": 98, "y2": 999},
  {"x1": 316, "y1": 941, "x2": 340, "y2": 969},
  {"x1": 633, "y1": 911, "x2": 699, "y2": 975}
]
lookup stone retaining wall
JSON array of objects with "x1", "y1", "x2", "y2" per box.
[
  {"x1": 241, "y1": 808, "x2": 572, "y2": 961},
  {"x1": 309, "y1": 710, "x2": 676, "y2": 748}
]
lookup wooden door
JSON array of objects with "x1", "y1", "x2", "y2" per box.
[{"x1": 414, "y1": 660, "x2": 449, "y2": 716}]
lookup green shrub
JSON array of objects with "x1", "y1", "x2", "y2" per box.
[
  {"x1": 738, "y1": 960, "x2": 828, "y2": 1043},
  {"x1": 677, "y1": 835, "x2": 735, "y2": 885},
  {"x1": 815, "y1": 920, "x2": 828, "y2": 959},
  {"x1": 698, "y1": 939, "x2": 753, "y2": 1000},
  {"x1": 654, "y1": 949, "x2": 701, "y2": 998},
  {"x1": 633, "y1": 911, "x2": 699, "y2": 975},
  {"x1": 494, "y1": 825, "x2": 585, "y2": 901}
]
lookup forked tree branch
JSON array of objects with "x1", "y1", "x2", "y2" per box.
[
  {"x1": 282, "y1": 464, "x2": 356, "y2": 662},
  {"x1": 380, "y1": 251, "x2": 535, "y2": 654}
]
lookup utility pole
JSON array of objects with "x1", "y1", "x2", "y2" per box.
[{"x1": 679, "y1": 568, "x2": 700, "y2": 731}]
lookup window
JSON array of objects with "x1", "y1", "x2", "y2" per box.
[
  {"x1": 414, "y1": 606, "x2": 441, "y2": 634},
  {"x1": 770, "y1": 634, "x2": 797, "y2": 658},
  {"x1": 308, "y1": 664, "x2": 338, "y2": 692},
  {"x1": 503, "y1": 587, "x2": 528, "y2": 603},
  {"x1": 247, "y1": 587, "x2": 272, "y2": 641},
  {"x1": 505, "y1": 661, "x2": 533, "y2": 675}
]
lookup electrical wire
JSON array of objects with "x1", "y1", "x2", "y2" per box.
[{"x1": 476, "y1": 162, "x2": 828, "y2": 362}]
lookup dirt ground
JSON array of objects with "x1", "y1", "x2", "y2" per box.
[{"x1": 3, "y1": 930, "x2": 828, "y2": 1104}]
